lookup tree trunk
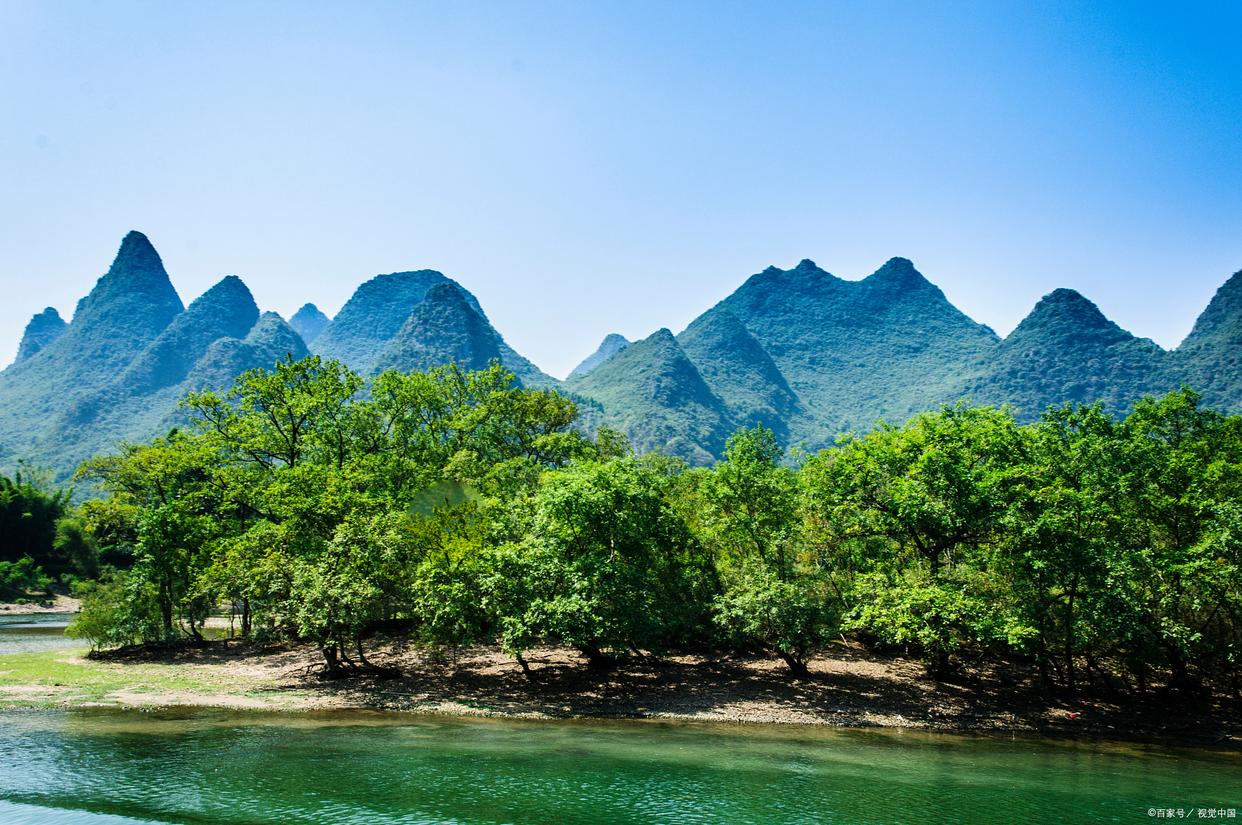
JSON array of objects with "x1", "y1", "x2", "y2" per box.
[
  {"x1": 241, "y1": 598, "x2": 251, "y2": 638},
  {"x1": 1064, "y1": 576, "x2": 1078, "y2": 693},
  {"x1": 322, "y1": 643, "x2": 342, "y2": 677},
  {"x1": 777, "y1": 649, "x2": 809, "y2": 677},
  {"x1": 577, "y1": 645, "x2": 616, "y2": 671}
]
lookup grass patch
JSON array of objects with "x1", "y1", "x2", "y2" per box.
[{"x1": 0, "y1": 648, "x2": 273, "y2": 708}]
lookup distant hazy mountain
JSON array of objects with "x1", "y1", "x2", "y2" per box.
[
  {"x1": 0, "y1": 231, "x2": 1237, "y2": 477},
  {"x1": 289, "y1": 303, "x2": 331, "y2": 345},
  {"x1": 16, "y1": 308, "x2": 66, "y2": 362},
  {"x1": 568, "y1": 334, "x2": 630, "y2": 379},
  {"x1": 313, "y1": 271, "x2": 486, "y2": 374}
]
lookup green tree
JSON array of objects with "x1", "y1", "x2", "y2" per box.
[
  {"x1": 698, "y1": 427, "x2": 831, "y2": 675},
  {"x1": 803, "y1": 406, "x2": 1025, "y2": 677},
  {"x1": 488, "y1": 457, "x2": 712, "y2": 671}
]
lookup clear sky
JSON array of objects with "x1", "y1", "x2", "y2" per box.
[{"x1": 2, "y1": 1, "x2": 1239, "y2": 377}]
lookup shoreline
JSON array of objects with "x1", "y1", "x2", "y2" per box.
[
  {"x1": 0, "y1": 595, "x2": 80, "y2": 615},
  {"x1": 0, "y1": 640, "x2": 1238, "y2": 748}
]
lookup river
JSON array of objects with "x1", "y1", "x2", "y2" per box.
[
  {"x1": 0, "y1": 708, "x2": 1236, "y2": 824},
  {"x1": 0, "y1": 615, "x2": 1238, "y2": 824}
]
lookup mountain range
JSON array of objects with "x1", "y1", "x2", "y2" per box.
[{"x1": 0, "y1": 232, "x2": 1238, "y2": 479}]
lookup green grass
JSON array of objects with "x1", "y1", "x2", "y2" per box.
[{"x1": 0, "y1": 648, "x2": 279, "y2": 709}]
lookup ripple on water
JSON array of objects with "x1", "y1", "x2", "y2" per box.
[{"x1": 0, "y1": 710, "x2": 1237, "y2": 824}]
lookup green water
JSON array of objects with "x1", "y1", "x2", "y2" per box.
[{"x1": 0, "y1": 709, "x2": 1236, "y2": 824}]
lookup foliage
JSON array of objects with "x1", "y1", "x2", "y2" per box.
[
  {"x1": 47, "y1": 351, "x2": 1242, "y2": 699},
  {"x1": 0, "y1": 556, "x2": 53, "y2": 601}
]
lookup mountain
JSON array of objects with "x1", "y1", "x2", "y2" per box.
[
  {"x1": 116, "y1": 275, "x2": 260, "y2": 396},
  {"x1": 1174, "y1": 270, "x2": 1242, "y2": 411},
  {"x1": 565, "y1": 328, "x2": 733, "y2": 464},
  {"x1": 16, "y1": 308, "x2": 67, "y2": 362},
  {"x1": 957, "y1": 288, "x2": 1172, "y2": 416},
  {"x1": 2, "y1": 232, "x2": 1238, "y2": 477},
  {"x1": 569, "y1": 257, "x2": 1000, "y2": 453},
  {"x1": 184, "y1": 312, "x2": 309, "y2": 390},
  {"x1": 313, "y1": 271, "x2": 485, "y2": 374},
  {"x1": 568, "y1": 334, "x2": 630, "y2": 379},
  {"x1": 0, "y1": 231, "x2": 185, "y2": 470},
  {"x1": 289, "y1": 303, "x2": 330, "y2": 345},
  {"x1": 713, "y1": 257, "x2": 999, "y2": 445},
  {"x1": 0, "y1": 234, "x2": 552, "y2": 480},
  {"x1": 374, "y1": 283, "x2": 553, "y2": 386},
  {"x1": 677, "y1": 308, "x2": 800, "y2": 440}
]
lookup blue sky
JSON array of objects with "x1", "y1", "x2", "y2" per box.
[{"x1": 2, "y1": 1, "x2": 1239, "y2": 377}]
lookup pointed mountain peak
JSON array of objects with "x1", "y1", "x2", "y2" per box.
[
  {"x1": 72, "y1": 231, "x2": 183, "y2": 330},
  {"x1": 678, "y1": 306, "x2": 799, "y2": 433},
  {"x1": 184, "y1": 312, "x2": 308, "y2": 392},
  {"x1": 372, "y1": 281, "x2": 501, "y2": 376},
  {"x1": 198, "y1": 275, "x2": 256, "y2": 309},
  {"x1": 114, "y1": 230, "x2": 161, "y2": 269},
  {"x1": 794, "y1": 258, "x2": 819, "y2": 272},
  {"x1": 247, "y1": 311, "x2": 303, "y2": 346},
  {"x1": 117, "y1": 273, "x2": 259, "y2": 394},
  {"x1": 865, "y1": 257, "x2": 930, "y2": 289},
  {"x1": 313, "y1": 269, "x2": 484, "y2": 373},
  {"x1": 1180, "y1": 268, "x2": 1242, "y2": 350},
  {"x1": 16, "y1": 307, "x2": 67, "y2": 362},
  {"x1": 567, "y1": 333, "x2": 630, "y2": 379},
  {"x1": 567, "y1": 325, "x2": 732, "y2": 463},
  {"x1": 289, "y1": 303, "x2": 330, "y2": 345},
  {"x1": 422, "y1": 281, "x2": 476, "y2": 311},
  {"x1": 1003, "y1": 288, "x2": 1146, "y2": 353},
  {"x1": 1024, "y1": 288, "x2": 1112, "y2": 328}
]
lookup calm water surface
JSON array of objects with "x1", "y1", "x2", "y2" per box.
[
  {"x1": 0, "y1": 612, "x2": 78, "y2": 654},
  {"x1": 0, "y1": 708, "x2": 1236, "y2": 824}
]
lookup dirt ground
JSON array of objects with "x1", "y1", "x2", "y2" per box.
[
  {"x1": 88, "y1": 639, "x2": 1242, "y2": 747},
  {"x1": 0, "y1": 594, "x2": 80, "y2": 615}
]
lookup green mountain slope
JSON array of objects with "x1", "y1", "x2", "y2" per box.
[
  {"x1": 0, "y1": 231, "x2": 185, "y2": 468},
  {"x1": 184, "y1": 312, "x2": 309, "y2": 391},
  {"x1": 116, "y1": 275, "x2": 260, "y2": 396},
  {"x1": 374, "y1": 283, "x2": 554, "y2": 386},
  {"x1": 313, "y1": 271, "x2": 485, "y2": 373},
  {"x1": 957, "y1": 288, "x2": 1174, "y2": 417},
  {"x1": 1173, "y1": 270, "x2": 1242, "y2": 411},
  {"x1": 715, "y1": 257, "x2": 999, "y2": 446},
  {"x1": 565, "y1": 328, "x2": 733, "y2": 464},
  {"x1": 677, "y1": 307, "x2": 800, "y2": 440}
]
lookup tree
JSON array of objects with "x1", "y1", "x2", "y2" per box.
[
  {"x1": 698, "y1": 427, "x2": 831, "y2": 674},
  {"x1": 1001, "y1": 403, "x2": 1122, "y2": 691},
  {"x1": 77, "y1": 433, "x2": 221, "y2": 639},
  {"x1": 488, "y1": 457, "x2": 712, "y2": 671},
  {"x1": 803, "y1": 406, "x2": 1025, "y2": 677}
]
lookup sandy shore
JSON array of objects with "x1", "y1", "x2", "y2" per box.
[
  {"x1": 0, "y1": 594, "x2": 80, "y2": 615},
  {"x1": 2, "y1": 639, "x2": 1237, "y2": 747}
]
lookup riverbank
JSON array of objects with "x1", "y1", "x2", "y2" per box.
[
  {"x1": 0, "y1": 595, "x2": 80, "y2": 615},
  {"x1": 0, "y1": 639, "x2": 1237, "y2": 747}
]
